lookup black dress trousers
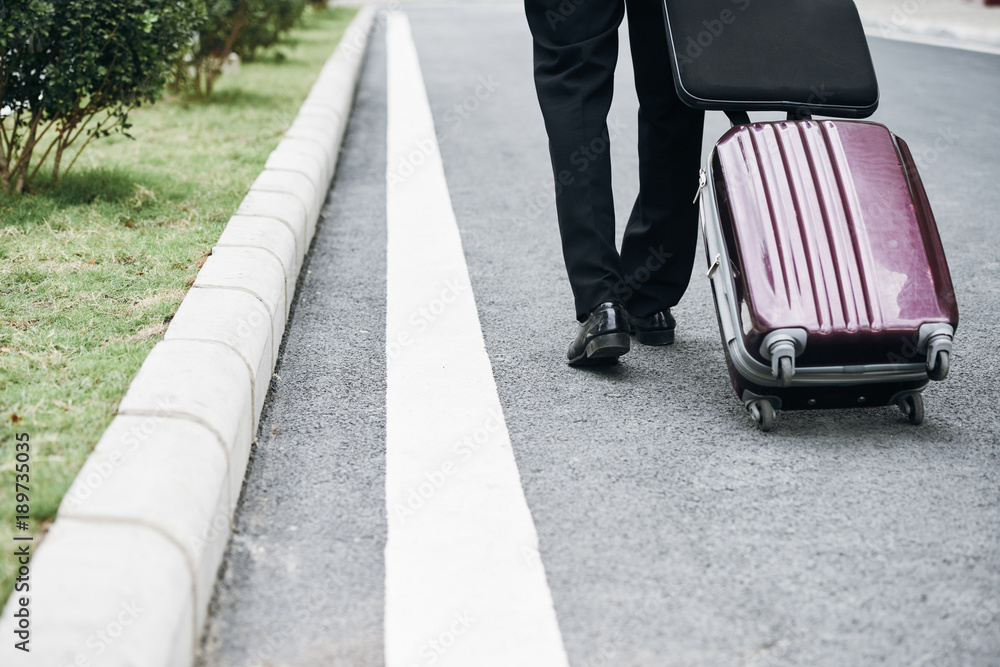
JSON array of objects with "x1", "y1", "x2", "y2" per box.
[{"x1": 525, "y1": 0, "x2": 705, "y2": 321}]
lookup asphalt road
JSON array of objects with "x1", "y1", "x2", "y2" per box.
[{"x1": 197, "y1": 4, "x2": 1000, "y2": 666}]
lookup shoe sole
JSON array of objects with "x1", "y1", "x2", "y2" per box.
[
  {"x1": 634, "y1": 329, "x2": 675, "y2": 346},
  {"x1": 568, "y1": 333, "x2": 631, "y2": 367}
]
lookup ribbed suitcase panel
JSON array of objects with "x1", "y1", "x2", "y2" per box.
[{"x1": 714, "y1": 120, "x2": 957, "y2": 359}]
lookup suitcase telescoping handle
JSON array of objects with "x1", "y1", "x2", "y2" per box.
[{"x1": 724, "y1": 110, "x2": 750, "y2": 126}]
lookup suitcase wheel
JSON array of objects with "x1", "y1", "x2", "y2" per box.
[
  {"x1": 928, "y1": 349, "x2": 950, "y2": 382},
  {"x1": 896, "y1": 392, "x2": 924, "y2": 425},
  {"x1": 748, "y1": 399, "x2": 776, "y2": 432},
  {"x1": 776, "y1": 356, "x2": 794, "y2": 388}
]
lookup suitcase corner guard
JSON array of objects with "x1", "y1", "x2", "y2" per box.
[{"x1": 917, "y1": 323, "x2": 954, "y2": 381}]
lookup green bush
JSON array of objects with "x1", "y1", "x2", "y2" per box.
[
  {"x1": 175, "y1": 0, "x2": 309, "y2": 97},
  {"x1": 0, "y1": 0, "x2": 204, "y2": 193}
]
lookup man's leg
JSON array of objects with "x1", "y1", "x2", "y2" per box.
[
  {"x1": 620, "y1": 0, "x2": 705, "y2": 319},
  {"x1": 525, "y1": 0, "x2": 626, "y2": 322}
]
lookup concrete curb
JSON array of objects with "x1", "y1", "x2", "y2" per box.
[
  {"x1": 862, "y1": 22, "x2": 1000, "y2": 55},
  {"x1": 856, "y1": 0, "x2": 1000, "y2": 54},
  {"x1": 0, "y1": 6, "x2": 377, "y2": 666}
]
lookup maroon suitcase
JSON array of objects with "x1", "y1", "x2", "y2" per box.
[{"x1": 698, "y1": 119, "x2": 959, "y2": 430}]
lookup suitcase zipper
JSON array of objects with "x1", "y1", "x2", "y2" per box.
[
  {"x1": 693, "y1": 168, "x2": 707, "y2": 204},
  {"x1": 707, "y1": 253, "x2": 721, "y2": 279}
]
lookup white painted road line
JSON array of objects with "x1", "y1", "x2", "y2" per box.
[{"x1": 384, "y1": 13, "x2": 570, "y2": 667}]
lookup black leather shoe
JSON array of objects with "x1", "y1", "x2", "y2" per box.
[
  {"x1": 629, "y1": 309, "x2": 676, "y2": 346},
  {"x1": 567, "y1": 302, "x2": 631, "y2": 366}
]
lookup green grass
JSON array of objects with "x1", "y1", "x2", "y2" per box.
[{"x1": 0, "y1": 6, "x2": 357, "y2": 606}]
